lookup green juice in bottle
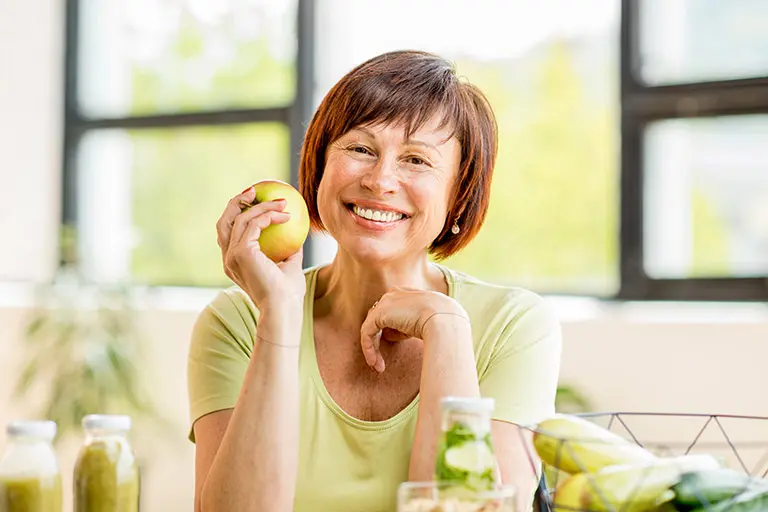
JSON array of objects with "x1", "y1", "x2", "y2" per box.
[
  {"x1": 0, "y1": 420, "x2": 62, "y2": 512},
  {"x1": 73, "y1": 415, "x2": 139, "y2": 512}
]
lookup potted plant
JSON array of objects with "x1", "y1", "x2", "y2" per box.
[{"x1": 12, "y1": 225, "x2": 162, "y2": 444}]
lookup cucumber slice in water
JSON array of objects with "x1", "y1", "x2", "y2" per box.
[{"x1": 445, "y1": 441, "x2": 495, "y2": 474}]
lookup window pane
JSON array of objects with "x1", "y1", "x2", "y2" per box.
[
  {"x1": 77, "y1": 0, "x2": 297, "y2": 118},
  {"x1": 643, "y1": 116, "x2": 768, "y2": 279},
  {"x1": 638, "y1": 0, "x2": 768, "y2": 85},
  {"x1": 77, "y1": 124, "x2": 290, "y2": 286},
  {"x1": 315, "y1": 0, "x2": 620, "y2": 295}
]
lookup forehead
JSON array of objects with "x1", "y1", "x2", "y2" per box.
[{"x1": 353, "y1": 114, "x2": 458, "y2": 147}]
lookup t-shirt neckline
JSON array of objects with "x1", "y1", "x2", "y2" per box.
[{"x1": 303, "y1": 263, "x2": 455, "y2": 431}]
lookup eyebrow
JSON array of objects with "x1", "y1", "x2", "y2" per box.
[
  {"x1": 406, "y1": 138, "x2": 443, "y2": 158},
  {"x1": 354, "y1": 127, "x2": 444, "y2": 158}
]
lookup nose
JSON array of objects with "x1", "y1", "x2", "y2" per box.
[{"x1": 360, "y1": 154, "x2": 400, "y2": 197}]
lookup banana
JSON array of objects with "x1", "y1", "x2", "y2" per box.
[
  {"x1": 553, "y1": 454, "x2": 721, "y2": 512},
  {"x1": 552, "y1": 472, "x2": 588, "y2": 510},
  {"x1": 534, "y1": 414, "x2": 657, "y2": 473}
]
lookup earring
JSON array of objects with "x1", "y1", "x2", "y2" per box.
[{"x1": 451, "y1": 219, "x2": 460, "y2": 235}]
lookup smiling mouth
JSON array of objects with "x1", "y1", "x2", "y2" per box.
[{"x1": 347, "y1": 204, "x2": 408, "y2": 223}]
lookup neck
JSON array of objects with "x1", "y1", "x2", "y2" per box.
[{"x1": 314, "y1": 249, "x2": 447, "y2": 329}]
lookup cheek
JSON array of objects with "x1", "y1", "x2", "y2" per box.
[
  {"x1": 322, "y1": 154, "x2": 358, "y2": 187},
  {"x1": 407, "y1": 175, "x2": 453, "y2": 221},
  {"x1": 317, "y1": 158, "x2": 356, "y2": 216}
]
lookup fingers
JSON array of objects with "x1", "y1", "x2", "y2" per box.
[
  {"x1": 217, "y1": 187, "x2": 256, "y2": 248},
  {"x1": 277, "y1": 247, "x2": 304, "y2": 272},
  {"x1": 220, "y1": 188, "x2": 291, "y2": 282},
  {"x1": 241, "y1": 211, "x2": 290, "y2": 249},
  {"x1": 223, "y1": 210, "x2": 289, "y2": 286},
  {"x1": 230, "y1": 199, "x2": 288, "y2": 248},
  {"x1": 361, "y1": 306, "x2": 386, "y2": 373},
  {"x1": 381, "y1": 328, "x2": 409, "y2": 342}
]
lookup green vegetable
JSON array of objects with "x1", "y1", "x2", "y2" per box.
[
  {"x1": 554, "y1": 455, "x2": 720, "y2": 512},
  {"x1": 690, "y1": 486, "x2": 768, "y2": 512},
  {"x1": 673, "y1": 468, "x2": 768, "y2": 510}
]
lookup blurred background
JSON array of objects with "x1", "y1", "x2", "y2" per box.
[{"x1": 1, "y1": 0, "x2": 767, "y2": 509}]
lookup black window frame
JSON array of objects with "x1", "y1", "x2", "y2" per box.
[
  {"x1": 60, "y1": 0, "x2": 768, "y2": 300},
  {"x1": 60, "y1": 0, "x2": 315, "y2": 279},
  {"x1": 619, "y1": 0, "x2": 768, "y2": 301}
]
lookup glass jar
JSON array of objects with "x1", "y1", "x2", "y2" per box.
[
  {"x1": 434, "y1": 397, "x2": 499, "y2": 492},
  {"x1": 73, "y1": 415, "x2": 139, "y2": 512},
  {"x1": 0, "y1": 420, "x2": 62, "y2": 512}
]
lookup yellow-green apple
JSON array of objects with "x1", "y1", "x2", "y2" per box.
[{"x1": 246, "y1": 179, "x2": 310, "y2": 262}]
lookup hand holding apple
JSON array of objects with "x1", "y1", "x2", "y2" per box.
[
  {"x1": 216, "y1": 180, "x2": 309, "y2": 311},
  {"x1": 240, "y1": 179, "x2": 310, "y2": 262}
]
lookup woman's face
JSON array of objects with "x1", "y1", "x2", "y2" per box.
[{"x1": 317, "y1": 114, "x2": 461, "y2": 264}]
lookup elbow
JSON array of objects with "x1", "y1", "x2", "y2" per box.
[
  {"x1": 200, "y1": 483, "x2": 295, "y2": 512},
  {"x1": 197, "y1": 486, "x2": 209, "y2": 512},
  {"x1": 198, "y1": 480, "x2": 219, "y2": 512}
]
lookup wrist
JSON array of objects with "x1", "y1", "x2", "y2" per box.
[
  {"x1": 259, "y1": 298, "x2": 304, "y2": 320},
  {"x1": 258, "y1": 306, "x2": 304, "y2": 340},
  {"x1": 421, "y1": 310, "x2": 471, "y2": 340}
]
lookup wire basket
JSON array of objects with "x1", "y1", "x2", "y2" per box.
[{"x1": 521, "y1": 412, "x2": 768, "y2": 512}]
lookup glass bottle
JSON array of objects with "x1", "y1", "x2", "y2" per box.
[
  {"x1": 434, "y1": 397, "x2": 499, "y2": 492},
  {"x1": 0, "y1": 420, "x2": 62, "y2": 512},
  {"x1": 73, "y1": 415, "x2": 139, "y2": 512}
]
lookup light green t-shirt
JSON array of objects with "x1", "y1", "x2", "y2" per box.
[{"x1": 187, "y1": 264, "x2": 561, "y2": 512}]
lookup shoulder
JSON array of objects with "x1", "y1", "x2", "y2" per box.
[
  {"x1": 441, "y1": 265, "x2": 556, "y2": 326},
  {"x1": 440, "y1": 265, "x2": 560, "y2": 354}
]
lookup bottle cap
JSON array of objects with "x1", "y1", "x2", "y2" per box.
[
  {"x1": 441, "y1": 396, "x2": 495, "y2": 413},
  {"x1": 82, "y1": 414, "x2": 132, "y2": 432},
  {"x1": 7, "y1": 420, "x2": 57, "y2": 440}
]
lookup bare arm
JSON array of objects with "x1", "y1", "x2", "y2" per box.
[
  {"x1": 408, "y1": 316, "x2": 481, "y2": 481},
  {"x1": 193, "y1": 409, "x2": 231, "y2": 512},
  {"x1": 192, "y1": 186, "x2": 306, "y2": 511},
  {"x1": 361, "y1": 288, "x2": 557, "y2": 512},
  {"x1": 492, "y1": 421, "x2": 541, "y2": 512},
  {"x1": 358, "y1": 289, "x2": 539, "y2": 503},
  {"x1": 195, "y1": 311, "x2": 302, "y2": 512},
  {"x1": 407, "y1": 318, "x2": 540, "y2": 511}
]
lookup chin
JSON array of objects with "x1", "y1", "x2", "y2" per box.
[{"x1": 337, "y1": 237, "x2": 406, "y2": 265}]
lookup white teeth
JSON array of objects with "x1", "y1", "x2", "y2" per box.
[{"x1": 352, "y1": 206, "x2": 404, "y2": 223}]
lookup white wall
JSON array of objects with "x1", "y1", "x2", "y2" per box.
[
  {"x1": 0, "y1": 0, "x2": 62, "y2": 283},
  {"x1": 1, "y1": 1, "x2": 767, "y2": 511},
  {"x1": 1, "y1": 304, "x2": 766, "y2": 511}
]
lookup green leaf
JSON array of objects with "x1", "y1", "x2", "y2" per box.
[
  {"x1": 444, "y1": 422, "x2": 477, "y2": 447},
  {"x1": 24, "y1": 315, "x2": 49, "y2": 340},
  {"x1": 16, "y1": 266, "x2": 163, "y2": 444},
  {"x1": 13, "y1": 362, "x2": 39, "y2": 397}
]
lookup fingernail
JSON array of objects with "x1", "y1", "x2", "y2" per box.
[{"x1": 241, "y1": 186, "x2": 253, "y2": 194}]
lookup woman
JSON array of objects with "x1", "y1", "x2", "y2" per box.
[{"x1": 188, "y1": 50, "x2": 561, "y2": 512}]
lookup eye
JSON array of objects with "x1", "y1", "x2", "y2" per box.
[
  {"x1": 406, "y1": 155, "x2": 430, "y2": 166},
  {"x1": 348, "y1": 145, "x2": 373, "y2": 156}
]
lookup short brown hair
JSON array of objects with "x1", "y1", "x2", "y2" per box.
[{"x1": 299, "y1": 50, "x2": 498, "y2": 259}]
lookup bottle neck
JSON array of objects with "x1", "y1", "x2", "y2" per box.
[
  {"x1": 1, "y1": 436, "x2": 59, "y2": 476},
  {"x1": 442, "y1": 409, "x2": 493, "y2": 436},
  {"x1": 84, "y1": 428, "x2": 129, "y2": 443},
  {"x1": 6, "y1": 434, "x2": 54, "y2": 446}
]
